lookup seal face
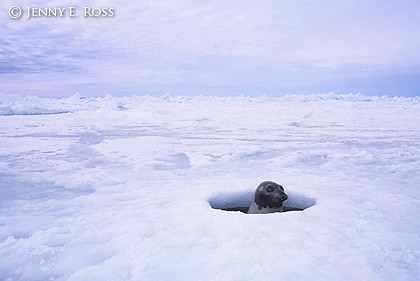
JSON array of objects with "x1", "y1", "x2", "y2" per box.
[{"x1": 247, "y1": 181, "x2": 288, "y2": 214}]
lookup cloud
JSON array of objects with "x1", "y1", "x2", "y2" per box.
[{"x1": 1, "y1": 0, "x2": 419, "y2": 97}]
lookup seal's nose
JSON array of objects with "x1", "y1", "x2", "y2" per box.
[{"x1": 281, "y1": 193, "x2": 288, "y2": 201}]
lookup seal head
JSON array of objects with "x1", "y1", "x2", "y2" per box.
[{"x1": 247, "y1": 181, "x2": 288, "y2": 214}]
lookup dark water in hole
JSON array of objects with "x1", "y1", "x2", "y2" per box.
[
  {"x1": 208, "y1": 191, "x2": 315, "y2": 214},
  {"x1": 222, "y1": 206, "x2": 304, "y2": 213}
]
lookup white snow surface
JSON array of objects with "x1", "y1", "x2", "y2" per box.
[{"x1": 0, "y1": 94, "x2": 419, "y2": 281}]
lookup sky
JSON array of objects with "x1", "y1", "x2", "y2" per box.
[{"x1": 1, "y1": 0, "x2": 419, "y2": 98}]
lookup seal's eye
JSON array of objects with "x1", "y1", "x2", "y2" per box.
[{"x1": 266, "y1": 186, "x2": 274, "y2": 192}]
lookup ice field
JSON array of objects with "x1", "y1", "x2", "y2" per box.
[{"x1": 0, "y1": 93, "x2": 419, "y2": 280}]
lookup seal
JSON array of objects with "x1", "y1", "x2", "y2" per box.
[{"x1": 247, "y1": 181, "x2": 288, "y2": 214}]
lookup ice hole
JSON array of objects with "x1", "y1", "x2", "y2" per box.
[{"x1": 208, "y1": 191, "x2": 315, "y2": 214}]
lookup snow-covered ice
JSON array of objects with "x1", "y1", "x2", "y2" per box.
[{"x1": 0, "y1": 94, "x2": 419, "y2": 280}]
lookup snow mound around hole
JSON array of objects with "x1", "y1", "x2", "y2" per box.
[{"x1": 208, "y1": 190, "x2": 316, "y2": 213}]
